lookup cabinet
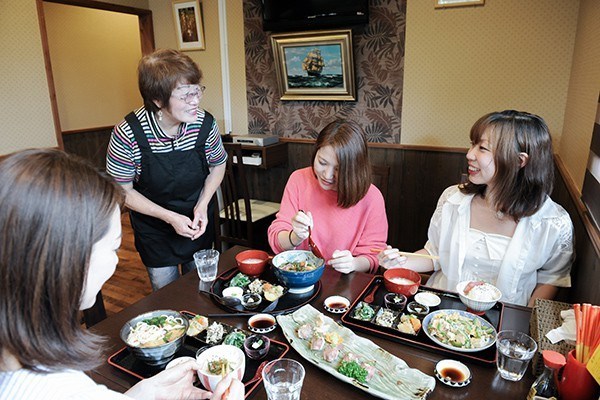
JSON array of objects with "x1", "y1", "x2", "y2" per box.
[{"x1": 229, "y1": 142, "x2": 288, "y2": 169}]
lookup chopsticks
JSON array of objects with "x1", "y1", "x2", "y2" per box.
[
  {"x1": 573, "y1": 303, "x2": 600, "y2": 364},
  {"x1": 370, "y1": 248, "x2": 439, "y2": 260}
]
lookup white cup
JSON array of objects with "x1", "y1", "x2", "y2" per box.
[
  {"x1": 193, "y1": 249, "x2": 219, "y2": 282},
  {"x1": 262, "y1": 358, "x2": 305, "y2": 400}
]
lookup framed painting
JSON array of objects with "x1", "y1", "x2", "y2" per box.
[
  {"x1": 271, "y1": 30, "x2": 356, "y2": 101},
  {"x1": 172, "y1": 0, "x2": 205, "y2": 51}
]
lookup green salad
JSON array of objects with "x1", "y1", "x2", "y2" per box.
[
  {"x1": 229, "y1": 273, "x2": 251, "y2": 288},
  {"x1": 427, "y1": 311, "x2": 495, "y2": 349},
  {"x1": 223, "y1": 330, "x2": 246, "y2": 348},
  {"x1": 353, "y1": 302, "x2": 375, "y2": 321},
  {"x1": 338, "y1": 361, "x2": 368, "y2": 383}
]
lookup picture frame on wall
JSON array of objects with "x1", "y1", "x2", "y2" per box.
[
  {"x1": 271, "y1": 30, "x2": 356, "y2": 101},
  {"x1": 435, "y1": 0, "x2": 484, "y2": 8},
  {"x1": 172, "y1": 0, "x2": 205, "y2": 51}
]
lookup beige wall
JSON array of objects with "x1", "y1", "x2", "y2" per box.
[
  {"x1": 559, "y1": 0, "x2": 600, "y2": 188},
  {"x1": 44, "y1": 2, "x2": 142, "y2": 131},
  {"x1": 149, "y1": 0, "x2": 248, "y2": 135},
  {"x1": 402, "y1": 0, "x2": 579, "y2": 150},
  {"x1": 0, "y1": 1, "x2": 57, "y2": 152}
]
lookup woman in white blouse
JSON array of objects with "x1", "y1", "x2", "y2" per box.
[{"x1": 379, "y1": 110, "x2": 574, "y2": 307}]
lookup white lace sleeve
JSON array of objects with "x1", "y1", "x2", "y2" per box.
[{"x1": 536, "y1": 206, "x2": 574, "y2": 286}]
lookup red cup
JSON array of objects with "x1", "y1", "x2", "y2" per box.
[
  {"x1": 235, "y1": 249, "x2": 270, "y2": 276},
  {"x1": 558, "y1": 349, "x2": 600, "y2": 400}
]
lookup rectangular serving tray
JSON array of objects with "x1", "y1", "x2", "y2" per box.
[
  {"x1": 340, "y1": 276, "x2": 504, "y2": 365},
  {"x1": 107, "y1": 310, "x2": 289, "y2": 398}
]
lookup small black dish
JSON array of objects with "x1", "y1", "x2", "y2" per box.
[{"x1": 406, "y1": 301, "x2": 430, "y2": 318}]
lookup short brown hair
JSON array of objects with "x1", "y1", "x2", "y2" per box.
[
  {"x1": 0, "y1": 149, "x2": 123, "y2": 371},
  {"x1": 460, "y1": 110, "x2": 554, "y2": 220},
  {"x1": 138, "y1": 48, "x2": 202, "y2": 113},
  {"x1": 312, "y1": 121, "x2": 371, "y2": 208}
]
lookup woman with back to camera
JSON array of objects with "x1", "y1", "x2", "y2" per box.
[
  {"x1": 106, "y1": 49, "x2": 226, "y2": 291},
  {"x1": 378, "y1": 110, "x2": 574, "y2": 306},
  {"x1": 0, "y1": 149, "x2": 242, "y2": 400},
  {"x1": 268, "y1": 121, "x2": 388, "y2": 274}
]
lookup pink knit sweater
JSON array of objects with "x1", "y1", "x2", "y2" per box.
[{"x1": 268, "y1": 167, "x2": 388, "y2": 273}]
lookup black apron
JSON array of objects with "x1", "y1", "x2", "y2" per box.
[{"x1": 125, "y1": 111, "x2": 215, "y2": 267}]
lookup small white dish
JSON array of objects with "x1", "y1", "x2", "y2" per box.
[
  {"x1": 415, "y1": 292, "x2": 441, "y2": 308},
  {"x1": 248, "y1": 313, "x2": 276, "y2": 334},
  {"x1": 323, "y1": 295, "x2": 350, "y2": 314},
  {"x1": 222, "y1": 286, "x2": 244, "y2": 299},
  {"x1": 434, "y1": 359, "x2": 471, "y2": 387},
  {"x1": 165, "y1": 356, "x2": 196, "y2": 370}
]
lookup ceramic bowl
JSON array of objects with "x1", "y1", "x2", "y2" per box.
[
  {"x1": 456, "y1": 281, "x2": 502, "y2": 313},
  {"x1": 383, "y1": 293, "x2": 407, "y2": 312},
  {"x1": 271, "y1": 250, "x2": 325, "y2": 294},
  {"x1": 120, "y1": 309, "x2": 188, "y2": 367},
  {"x1": 406, "y1": 301, "x2": 430, "y2": 318},
  {"x1": 248, "y1": 313, "x2": 276, "y2": 334},
  {"x1": 222, "y1": 286, "x2": 244, "y2": 300},
  {"x1": 235, "y1": 249, "x2": 270, "y2": 276},
  {"x1": 435, "y1": 359, "x2": 471, "y2": 387},
  {"x1": 383, "y1": 268, "x2": 421, "y2": 296},
  {"x1": 196, "y1": 345, "x2": 246, "y2": 391},
  {"x1": 244, "y1": 334, "x2": 271, "y2": 360},
  {"x1": 414, "y1": 292, "x2": 441, "y2": 308},
  {"x1": 323, "y1": 295, "x2": 350, "y2": 313},
  {"x1": 241, "y1": 292, "x2": 262, "y2": 310}
]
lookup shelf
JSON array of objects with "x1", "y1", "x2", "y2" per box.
[{"x1": 227, "y1": 142, "x2": 288, "y2": 169}]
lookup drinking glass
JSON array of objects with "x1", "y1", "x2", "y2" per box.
[
  {"x1": 193, "y1": 249, "x2": 219, "y2": 282},
  {"x1": 262, "y1": 358, "x2": 305, "y2": 400},
  {"x1": 496, "y1": 330, "x2": 538, "y2": 381}
]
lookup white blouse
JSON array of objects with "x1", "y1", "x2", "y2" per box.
[
  {"x1": 460, "y1": 229, "x2": 510, "y2": 285},
  {"x1": 425, "y1": 185, "x2": 573, "y2": 306},
  {"x1": 0, "y1": 369, "x2": 130, "y2": 400}
]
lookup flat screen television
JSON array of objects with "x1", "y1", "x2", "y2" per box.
[{"x1": 262, "y1": 0, "x2": 369, "y2": 32}]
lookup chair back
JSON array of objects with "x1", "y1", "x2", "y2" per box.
[
  {"x1": 371, "y1": 164, "x2": 390, "y2": 199},
  {"x1": 214, "y1": 143, "x2": 254, "y2": 251}
]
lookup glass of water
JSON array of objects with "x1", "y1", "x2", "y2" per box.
[
  {"x1": 193, "y1": 249, "x2": 219, "y2": 282},
  {"x1": 496, "y1": 330, "x2": 538, "y2": 381},
  {"x1": 262, "y1": 358, "x2": 305, "y2": 400}
]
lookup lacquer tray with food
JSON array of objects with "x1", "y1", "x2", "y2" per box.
[
  {"x1": 108, "y1": 310, "x2": 289, "y2": 397},
  {"x1": 209, "y1": 263, "x2": 322, "y2": 315},
  {"x1": 340, "y1": 276, "x2": 504, "y2": 364},
  {"x1": 277, "y1": 304, "x2": 436, "y2": 400}
]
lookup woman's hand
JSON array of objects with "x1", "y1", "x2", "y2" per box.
[
  {"x1": 211, "y1": 373, "x2": 245, "y2": 400},
  {"x1": 125, "y1": 359, "x2": 210, "y2": 400},
  {"x1": 167, "y1": 212, "x2": 201, "y2": 239},
  {"x1": 291, "y1": 210, "x2": 312, "y2": 242},
  {"x1": 192, "y1": 202, "x2": 209, "y2": 240},
  {"x1": 377, "y1": 245, "x2": 407, "y2": 269},
  {"x1": 328, "y1": 250, "x2": 370, "y2": 274}
]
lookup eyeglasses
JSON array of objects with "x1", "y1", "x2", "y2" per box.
[{"x1": 172, "y1": 85, "x2": 206, "y2": 103}]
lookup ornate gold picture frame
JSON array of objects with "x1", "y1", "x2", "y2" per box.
[{"x1": 271, "y1": 30, "x2": 356, "y2": 101}]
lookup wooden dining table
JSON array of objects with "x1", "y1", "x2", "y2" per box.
[{"x1": 89, "y1": 246, "x2": 535, "y2": 399}]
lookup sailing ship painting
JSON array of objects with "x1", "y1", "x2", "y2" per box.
[{"x1": 284, "y1": 44, "x2": 344, "y2": 89}]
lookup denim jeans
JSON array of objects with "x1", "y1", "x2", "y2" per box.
[{"x1": 146, "y1": 260, "x2": 196, "y2": 291}]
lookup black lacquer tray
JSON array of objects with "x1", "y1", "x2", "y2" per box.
[
  {"x1": 208, "y1": 266, "x2": 321, "y2": 315},
  {"x1": 108, "y1": 310, "x2": 289, "y2": 398},
  {"x1": 340, "y1": 276, "x2": 505, "y2": 365}
]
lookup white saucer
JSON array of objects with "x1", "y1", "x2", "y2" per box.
[
  {"x1": 434, "y1": 359, "x2": 471, "y2": 388},
  {"x1": 323, "y1": 295, "x2": 350, "y2": 314}
]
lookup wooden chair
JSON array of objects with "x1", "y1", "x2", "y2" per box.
[
  {"x1": 82, "y1": 291, "x2": 107, "y2": 328},
  {"x1": 214, "y1": 144, "x2": 280, "y2": 252},
  {"x1": 371, "y1": 164, "x2": 390, "y2": 199}
]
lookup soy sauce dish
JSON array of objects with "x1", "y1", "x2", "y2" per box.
[
  {"x1": 434, "y1": 359, "x2": 471, "y2": 387},
  {"x1": 323, "y1": 295, "x2": 350, "y2": 313},
  {"x1": 248, "y1": 313, "x2": 276, "y2": 334}
]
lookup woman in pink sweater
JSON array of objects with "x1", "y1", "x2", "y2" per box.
[{"x1": 268, "y1": 121, "x2": 388, "y2": 274}]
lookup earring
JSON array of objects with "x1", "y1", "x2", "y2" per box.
[{"x1": 157, "y1": 110, "x2": 163, "y2": 121}]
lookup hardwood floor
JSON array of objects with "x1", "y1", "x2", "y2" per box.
[{"x1": 102, "y1": 213, "x2": 152, "y2": 316}]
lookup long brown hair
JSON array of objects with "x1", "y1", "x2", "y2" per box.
[
  {"x1": 312, "y1": 121, "x2": 371, "y2": 208},
  {"x1": 460, "y1": 110, "x2": 554, "y2": 220},
  {"x1": 138, "y1": 48, "x2": 202, "y2": 113},
  {"x1": 0, "y1": 149, "x2": 123, "y2": 371}
]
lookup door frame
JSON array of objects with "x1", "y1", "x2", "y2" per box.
[{"x1": 36, "y1": 0, "x2": 155, "y2": 148}]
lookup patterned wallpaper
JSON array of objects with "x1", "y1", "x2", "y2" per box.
[{"x1": 243, "y1": 0, "x2": 406, "y2": 143}]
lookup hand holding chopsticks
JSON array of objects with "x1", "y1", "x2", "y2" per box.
[{"x1": 371, "y1": 247, "x2": 439, "y2": 260}]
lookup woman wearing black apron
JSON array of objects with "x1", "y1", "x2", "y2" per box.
[{"x1": 106, "y1": 49, "x2": 226, "y2": 291}]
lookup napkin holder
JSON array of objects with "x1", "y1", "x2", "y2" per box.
[{"x1": 529, "y1": 298, "x2": 575, "y2": 376}]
